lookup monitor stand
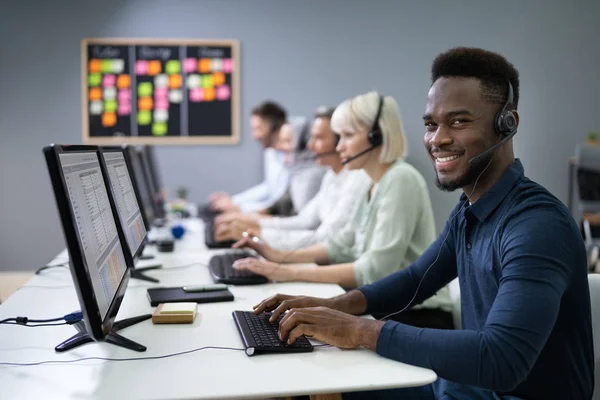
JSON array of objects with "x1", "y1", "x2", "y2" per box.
[
  {"x1": 130, "y1": 261, "x2": 163, "y2": 283},
  {"x1": 55, "y1": 314, "x2": 152, "y2": 352}
]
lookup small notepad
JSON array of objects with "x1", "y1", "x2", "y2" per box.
[{"x1": 152, "y1": 302, "x2": 197, "y2": 324}]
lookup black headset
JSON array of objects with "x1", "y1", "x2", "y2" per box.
[
  {"x1": 494, "y1": 82, "x2": 517, "y2": 138},
  {"x1": 368, "y1": 95, "x2": 385, "y2": 146}
]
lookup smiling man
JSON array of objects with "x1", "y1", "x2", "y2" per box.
[{"x1": 250, "y1": 47, "x2": 594, "y2": 399}]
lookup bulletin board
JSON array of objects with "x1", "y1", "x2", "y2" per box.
[{"x1": 82, "y1": 38, "x2": 240, "y2": 145}]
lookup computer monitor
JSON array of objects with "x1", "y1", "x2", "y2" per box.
[
  {"x1": 136, "y1": 146, "x2": 166, "y2": 220},
  {"x1": 123, "y1": 145, "x2": 156, "y2": 229},
  {"x1": 140, "y1": 145, "x2": 163, "y2": 196},
  {"x1": 43, "y1": 144, "x2": 151, "y2": 353},
  {"x1": 99, "y1": 147, "x2": 163, "y2": 283}
]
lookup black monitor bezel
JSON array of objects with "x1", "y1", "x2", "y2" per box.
[
  {"x1": 43, "y1": 144, "x2": 132, "y2": 341},
  {"x1": 141, "y1": 145, "x2": 163, "y2": 194},
  {"x1": 98, "y1": 146, "x2": 148, "y2": 261},
  {"x1": 122, "y1": 145, "x2": 155, "y2": 230}
]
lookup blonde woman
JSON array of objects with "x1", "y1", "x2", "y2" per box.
[{"x1": 234, "y1": 91, "x2": 453, "y2": 327}]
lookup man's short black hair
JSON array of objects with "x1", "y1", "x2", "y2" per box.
[
  {"x1": 431, "y1": 47, "x2": 520, "y2": 109},
  {"x1": 252, "y1": 101, "x2": 287, "y2": 132}
]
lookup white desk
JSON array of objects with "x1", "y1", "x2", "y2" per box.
[{"x1": 0, "y1": 218, "x2": 436, "y2": 399}]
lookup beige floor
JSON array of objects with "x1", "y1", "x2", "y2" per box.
[{"x1": 0, "y1": 272, "x2": 34, "y2": 303}]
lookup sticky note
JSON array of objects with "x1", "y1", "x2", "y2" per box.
[
  {"x1": 102, "y1": 74, "x2": 116, "y2": 88},
  {"x1": 199, "y1": 58, "x2": 212, "y2": 73},
  {"x1": 89, "y1": 87, "x2": 102, "y2": 102},
  {"x1": 111, "y1": 59, "x2": 125, "y2": 74},
  {"x1": 222, "y1": 58, "x2": 233, "y2": 73},
  {"x1": 104, "y1": 99, "x2": 117, "y2": 113},
  {"x1": 160, "y1": 302, "x2": 197, "y2": 314},
  {"x1": 137, "y1": 111, "x2": 152, "y2": 125},
  {"x1": 216, "y1": 85, "x2": 230, "y2": 101},
  {"x1": 101, "y1": 59, "x2": 113, "y2": 73},
  {"x1": 155, "y1": 97, "x2": 169, "y2": 110},
  {"x1": 154, "y1": 109, "x2": 168, "y2": 122},
  {"x1": 102, "y1": 112, "x2": 117, "y2": 127},
  {"x1": 137, "y1": 82, "x2": 153, "y2": 97},
  {"x1": 89, "y1": 101, "x2": 103, "y2": 115},
  {"x1": 147, "y1": 60, "x2": 162, "y2": 76},
  {"x1": 165, "y1": 60, "x2": 181, "y2": 75},
  {"x1": 118, "y1": 104, "x2": 131, "y2": 116},
  {"x1": 118, "y1": 89, "x2": 131, "y2": 102},
  {"x1": 184, "y1": 58, "x2": 197, "y2": 73},
  {"x1": 89, "y1": 59, "x2": 102, "y2": 73},
  {"x1": 135, "y1": 60, "x2": 148, "y2": 75},
  {"x1": 103, "y1": 87, "x2": 117, "y2": 100},
  {"x1": 201, "y1": 74, "x2": 213, "y2": 89},
  {"x1": 88, "y1": 73, "x2": 101, "y2": 87},
  {"x1": 155, "y1": 74, "x2": 168, "y2": 88},
  {"x1": 168, "y1": 89, "x2": 183, "y2": 103},
  {"x1": 152, "y1": 122, "x2": 167, "y2": 136},
  {"x1": 211, "y1": 58, "x2": 222, "y2": 72},
  {"x1": 168, "y1": 74, "x2": 182, "y2": 89},
  {"x1": 212, "y1": 72, "x2": 225, "y2": 86},
  {"x1": 187, "y1": 74, "x2": 201, "y2": 89},
  {"x1": 154, "y1": 87, "x2": 168, "y2": 101},
  {"x1": 117, "y1": 74, "x2": 131, "y2": 89},
  {"x1": 204, "y1": 87, "x2": 215, "y2": 101},
  {"x1": 189, "y1": 88, "x2": 204, "y2": 102},
  {"x1": 138, "y1": 96, "x2": 153, "y2": 111}
]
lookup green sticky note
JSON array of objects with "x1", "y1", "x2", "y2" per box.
[
  {"x1": 152, "y1": 122, "x2": 167, "y2": 136},
  {"x1": 104, "y1": 99, "x2": 117, "y2": 112},
  {"x1": 165, "y1": 60, "x2": 181, "y2": 75},
  {"x1": 201, "y1": 74, "x2": 213, "y2": 89},
  {"x1": 137, "y1": 82, "x2": 153, "y2": 97},
  {"x1": 88, "y1": 73, "x2": 101, "y2": 87},
  {"x1": 137, "y1": 111, "x2": 152, "y2": 126},
  {"x1": 101, "y1": 59, "x2": 113, "y2": 73}
]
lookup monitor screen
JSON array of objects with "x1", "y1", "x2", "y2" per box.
[
  {"x1": 136, "y1": 147, "x2": 165, "y2": 219},
  {"x1": 140, "y1": 145, "x2": 163, "y2": 193},
  {"x1": 125, "y1": 146, "x2": 156, "y2": 227},
  {"x1": 58, "y1": 151, "x2": 128, "y2": 321},
  {"x1": 101, "y1": 150, "x2": 147, "y2": 258}
]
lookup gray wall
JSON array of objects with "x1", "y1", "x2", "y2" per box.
[{"x1": 1, "y1": 0, "x2": 599, "y2": 271}]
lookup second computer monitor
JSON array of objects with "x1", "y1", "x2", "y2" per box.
[{"x1": 123, "y1": 145, "x2": 156, "y2": 229}]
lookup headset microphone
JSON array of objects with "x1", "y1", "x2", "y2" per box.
[
  {"x1": 341, "y1": 144, "x2": 380, "y2": 165},
  {"x1": 468, "y1": 81, "x2": 518, "y2": 166}
]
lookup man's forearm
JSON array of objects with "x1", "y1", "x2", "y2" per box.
[{"x1": 329, "y1": 289, "x2": 369, "y2": 315}]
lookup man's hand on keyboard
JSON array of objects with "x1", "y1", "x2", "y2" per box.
[
  {"x1": 253, "y1": 293, "x2": 334, "y2": 322},
  {"x1": 232, "y1": 257, "x2": 294, "y2": 282},
  {"x1": 214, "y1": 218, "x2": 261, "y2": 242},
  {"x1": 277, "y1": 307, "x2": 385, "y2": 350}
]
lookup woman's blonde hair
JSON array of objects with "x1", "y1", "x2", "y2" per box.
[{"x1": 330, "y1": 91, "x2": 406, "y2": 163}]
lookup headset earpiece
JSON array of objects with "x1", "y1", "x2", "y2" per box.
[
  {"x1": 367, "y1": 95, "x2": 385, "y2": 146},
  {"x1": 494, "y1": 82, "x2": 517, "y2": 138}
]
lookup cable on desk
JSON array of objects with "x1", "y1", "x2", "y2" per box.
[
  {"x1": 0, "y1": 312, "x2": 82, "y2": 327},
  {"x1": 35, "y1": 263, "x2": 69, "y2": 275},
  {"x1": 0, "y1": 346, "x2": 245, "y2": 367}
]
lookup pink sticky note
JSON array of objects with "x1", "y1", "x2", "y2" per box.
[
  {"x1": 135, "y1": 60, "x2": 148, "y2": 75},
  {"x1": 222, "y1": 58, "x2": 233, "y2": 73},
  {"x1": 216, "y1": 85, "x2": 230, "y2": 101},
  {"x1": 154, "y1": 87, "x2": 168, "y2": 101},
  {"x1": 102, "y1": 74, "x2": 116, "y2": 87},
  {"x1": 118, "y1": 89, "x2": 131, "y2": 102},
  {"x1": 118, "y1": 104, "x2": 131, "y2": 116},
  {"x1": 184, "y1": 58, "x2": 197, "y2": 73},
  {"x1": 155, "y1": 97, "x2": 169, "y2": 110},
  {"x1": 189, "y1": 88, "x2": 204, "y2": 102}
]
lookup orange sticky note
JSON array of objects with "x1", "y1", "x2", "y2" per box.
[
  {"x1": 147, "y1": 60, "x2": 162, "y2": 76},
  {"x1": 89, "y1": 87, "x2": 102, "y2": 102},
  {"x1": 168, "y1": 74, "x2": 182, "y2": 89},
  {"x1": 212, "y1": 72, "x2": 225, "y2": 86},
  {"x1": 102, "y1": 112, "x2": 117, "y2": 127},
  {"x1": 198, "y1": 58, "x2": 212, "y2": 73},
  {"x1": 138, "y1": 96, "x2": 154, "y2": 111},
  {"x1": 89, "y1": 59, "x2": 102, "y2": 73},
  {"x1": 204, "y1": 87, "x2": 215, "y2": 101},
  {"x1": 117, "y1": 74, "x2": 131, "y2": 89}
]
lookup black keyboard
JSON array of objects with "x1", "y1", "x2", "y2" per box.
[
  {"x1": 197, "y1": 203, "x2": 219, "y2": 222},
  {"x1": 208, "y1": 252, "x2": 268, "y2": 285},
  {"x1": 204, "y1": 220, "x2": 235, "y2": 249},
  {"x1": 232, "y1": 310, "x2": 314, "y2": 356}
]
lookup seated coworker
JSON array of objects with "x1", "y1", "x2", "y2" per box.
[
  {"x1": 233, "y1": 91, "x2": 452, "y2": 326},
  {"x1": 214, "y1": 106, "x2": 371, "y2": 250},
  {"x1": 210, "y1": 101, "x2": 290, "y2": 214},
  {"x1": 249, "y1": 48, "x2": 594, "y2": 399}
]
